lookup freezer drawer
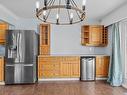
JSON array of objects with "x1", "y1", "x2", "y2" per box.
[
  {"x1": 5, "y1": 65, "x2": 15, "y2": 84},
  {"x1": 5, "y1": 64, "x2": 35, "y2": 84},
  {"x1": 81, "y1": 57, "x2": 95, "y2": 81},
  {"x1": 23, "y1": 64, "x2": 34, "y2": 83}
]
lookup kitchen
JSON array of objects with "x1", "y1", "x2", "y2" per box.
[{"x1": 0, "y1": 0, "x2": 127, "y2": 95}]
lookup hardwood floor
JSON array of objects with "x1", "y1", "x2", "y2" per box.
[{"x1": 0, "y1": 81, "x2": 127, "y2": 95}]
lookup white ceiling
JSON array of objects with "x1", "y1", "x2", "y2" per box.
[{"x1": 0, "y1": 0, "x2": 127, "y2": 20}]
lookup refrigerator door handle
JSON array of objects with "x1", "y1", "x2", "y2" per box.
[
  {"x1": 6, "y1": 64, "x2": 14, "y2": 67},
  {"x1": 23, "y1": 64, "x2": 33, "y2": 66}
]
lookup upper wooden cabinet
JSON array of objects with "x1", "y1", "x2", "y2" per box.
[
  {"x1": 96, "y1": 56, "x2": 110, "y2": 78},
  {"x1": 0, "y1": 23, "x2": 9, "y2": 45},
  {"x1": 81, "y1": 25, "x2": 108, "y2": 46},
  {"x1": 39, "y1": 24, "x2": 50, "y2": 55}
]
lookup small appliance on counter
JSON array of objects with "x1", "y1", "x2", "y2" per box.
[
  {"x1": 5, "y1": 30, "x2": 38, "y2": 84},
  {"x1": 80, "y1": 56, "x2": 95, "y2": 81}
]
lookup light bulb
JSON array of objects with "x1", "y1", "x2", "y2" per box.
[
  {"x1": 36, "y1": 1, "x2": 40, "y2": 9},
  {"x1": 43, "y1": 11, "x2": 46, "y2": 16},
  {"x1": 70, "y1": 13, "x2": 73, "y2": 19},
  {"x1": 56, "y1": 14, "x2": 59, "y2": 19},
  {"x1": 70, "y1": 13, "x2": 73, "y2": 24},
  {"x1": 82, "y1": 0, "x2": 86, "y2": 6}
]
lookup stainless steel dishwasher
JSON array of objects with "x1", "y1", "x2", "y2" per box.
[{"x1": 80, "y1": 57, "x2": 95, "y2": 81}]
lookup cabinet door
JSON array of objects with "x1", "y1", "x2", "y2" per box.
[
  {"x1": 0, "y1": 30, "x2": 6, "y2": 43},
  {"x1": 39, "y1": 24, "x2": 50, "y2": 55},
  {"x1": 40, "y1": 46, "x2": 50, "y2": 55},
  {"x1": 0, "y1": 23, "x2": 9, "y2": 44},
  {"x1": 96, "y1": 56, "x2": 103, "y2": 77},
  {"x1": 0, "y1": 57, "x2": 4, "y2": 81},
  {"x1": 38, "y1": 56, "x2": 60, "y2": 78},
  {"x1": 40, "y1": 63, "x2": 54, "y2": 78},
  {"x1": 53, "y1": 64, "x2": 60, "y2": 77},
  {"x1": 89, "y1": 26, "x2": 102, "y2": 45},
  {"x1": 102, "y1": 56, "x2": 109, "y2": 77},
  {"x1": 70, "y1": 62, "x2": 80, "y2": 77},
  {"x1": 60, "y1": 57, "x2": 80, "y2": 78},
  {"x1": 96, "y1": 56, "x2": 110, "y2": 78},
  {"x1": 60, "y1": 62, "x2": 71, "y2": 77}
]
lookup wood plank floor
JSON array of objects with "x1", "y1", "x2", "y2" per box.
[{"x1": 0, "y1": 81, "x2": 127, "y2": 95}]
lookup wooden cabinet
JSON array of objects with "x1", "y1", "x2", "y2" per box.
[
  {"x1": 0, "y1": 57, "x2": 4, "y2": 81},
  {"x1": 0, "y1": 23, "x2": 9, "y2": 44},
  {"x1": 96, "y1": 56, "x2": 110, "y2": 78},
  {"x1": 60, "y1": 57, "x2": 80, "y2": 77},
  {"x1": 39, "y1": 24, "x2": 50, "y2": 55},
  {"x1": 38, "y1": 56, "x2": 80, "y2": 79},
  {"x1": 81, "y1": 25, "x2": 108, "y2": 46},
  {"x1": 38, "y1": 56, "x2": 60, "y2": 78}
]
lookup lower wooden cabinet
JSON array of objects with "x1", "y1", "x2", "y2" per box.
[
  {"x1": 96, "y1": 56, "x2": 110, "y2": 78},
  {"x1": 38, "y1": 56, "x2": 80, "y2": 79},
  {"x1": 0, "y1": 57, "x2": 4, "y2": 81},
  {"x1": 38, "y1": 55, "x2": 109, "y2": 79}
]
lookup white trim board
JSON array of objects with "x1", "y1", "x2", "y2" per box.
[
  {"x1": 0, "y1": 82, "x2": 5, "y2": 85},
  {"x1": 38, "y1": 77, "x2": 108, "y2": 82},
  {"x1": 96, "y1": 78, "x2": 108, "y2": 80},
  {"x1": 38, "y1": 78, "x2": 80, "y2": 82}
]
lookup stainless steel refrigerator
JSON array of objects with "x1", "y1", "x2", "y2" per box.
[{"x1": 5, "y1": 30, "x2": 38, "y2": 84}]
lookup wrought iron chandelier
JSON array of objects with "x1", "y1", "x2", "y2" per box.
[{"x1": 36, "y1": 0, "x2": 86, "y2": 25}]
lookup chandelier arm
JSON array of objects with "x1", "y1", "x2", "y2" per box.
[
  {"x1": 45, "y1": 0, "x2": 56, "y2": 20},
  {"x1": 76, "y1": 10, "x2": 82, "y2": 20},
  {"x1": 71, "y1": 0, "x2": 78, "y2": 7},
  {"x1": 70, "y1": 0, "x2": 81, "y2": 20},
  {"x1": 67, "y1": 9, "x2": 71, "y2": 21},
  {"x1": 65, "y1": 0, "x2": 71, "y2": 22},
  {"x1": 58, "y1": 0, "x2": 61, "y2": 14},
  {"x1": 45, "y1": 8, "x2": 51, "y2": 21},
  {"x1": 47, "y1": 0, "x2": 53, "y2": 5},
  {"x1": 48, "y1": 0, "x2": 55, "y2": 6}
]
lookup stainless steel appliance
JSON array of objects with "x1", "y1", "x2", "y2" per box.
[
  {"x1": 5, "y1": 30, "x2": 38, "y2": 84},
  {"x1": 80, "y1": 57, "x2": 95, "y2": 81}
]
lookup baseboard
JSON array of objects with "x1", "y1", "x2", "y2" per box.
[
  {"x1": 0, "y1": 82, "x2": 5, "y2": 85},
  {"x1": 96, "y1": 77, "x2": 108, "y2": 80},
  {"x1": 38, "y1": 78, "x2": 80, "y2": 82}
]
